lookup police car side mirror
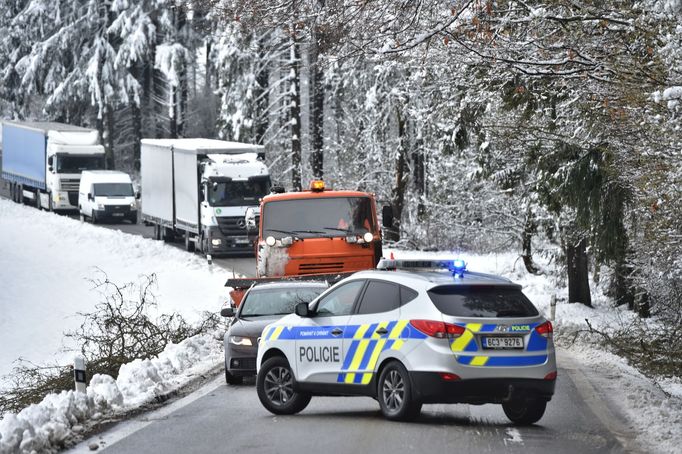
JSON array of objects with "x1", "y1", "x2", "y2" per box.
[
  {"x1": 221, "y1": 307, "x2": 235, "y2": 317},
  {"x1": 295, "y1": 302, "x2": 312, "y2": 318}
]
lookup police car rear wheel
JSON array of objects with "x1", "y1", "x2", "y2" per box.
[
  {"x1": 377, "y1": 362, "x2": 422, "y2": 421},
  {"x1": 502, "y1": 398, "x2": 547, "y2": 425},
  {"x1": 257, "y1": 357, "x2": 311, "y2": 415}
]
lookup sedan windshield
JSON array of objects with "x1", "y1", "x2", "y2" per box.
[
  {"x1": 262, "y1": 196, "x2": 375, "y2": 239},
  {"x1": 240, "y1": 287, "x2": 326, "y2": 317},
  {"x1": 56, "y1": 155, "x2": 105, "y2": 173},
  {"x1": 93, "y1": 183, "x2": 134, "y2": 197}
]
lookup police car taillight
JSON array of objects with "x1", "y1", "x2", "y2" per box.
[
  {"x1": 535, "y1": 321, "x2": 553, "y2": 339},
  {"x1": 410, "y1": 320, "x2": 465, "y2": 339}
]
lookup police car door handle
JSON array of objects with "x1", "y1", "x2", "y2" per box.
[
  {"x1": 331, "y1": 328, "x2": 343, "y2": 336},
  {"x1": 375, "y1": 327, "x2": 389, "y2": 335}
]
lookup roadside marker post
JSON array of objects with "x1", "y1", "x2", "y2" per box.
[
  {"x1": 74, "y1": 355, "x2": 87, "y2": 393},
  {"x1": 550, "y1": 294, "x2": 557, "y2": 321}
]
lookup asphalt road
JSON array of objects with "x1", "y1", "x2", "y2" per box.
[{"x1": 70, "y1": 352, "x2": 639, "y2": 454}]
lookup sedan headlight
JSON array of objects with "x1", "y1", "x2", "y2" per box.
[{"x1": 229, "y1": 336, "x2": 253, "y2": 346}]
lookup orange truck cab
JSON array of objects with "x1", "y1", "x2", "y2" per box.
[{"x1": 226, "y1": 180, "x2": 391, "y2": 305}]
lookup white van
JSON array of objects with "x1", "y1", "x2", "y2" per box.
[{"x1": 78, "y1": 171, "x2": 138, "y2": 224}]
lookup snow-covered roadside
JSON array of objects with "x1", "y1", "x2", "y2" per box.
[
  {"x1": 0, "y1": 199, "x2": 230, "y2": 379},
  {"x1": 0, "y1": 331, "x2": 223, "y2": 454}
]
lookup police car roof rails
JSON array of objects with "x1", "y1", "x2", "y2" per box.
[{"x1": 377, "y1": 258, "x2": 467, "y2": 278}]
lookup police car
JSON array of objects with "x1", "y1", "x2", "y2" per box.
[{"x1": 255, "y1": 259, "x2": 556, "y2": 424}]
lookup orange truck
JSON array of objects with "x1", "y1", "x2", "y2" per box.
[{"x1": 226, "y1": 180, "x2": 392, "y2": 304}]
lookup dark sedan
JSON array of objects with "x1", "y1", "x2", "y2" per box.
[{"x1": 221, "y1": 281, "x2": 329, "y2": 384}]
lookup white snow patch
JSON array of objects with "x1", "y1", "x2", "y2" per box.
[
  {"x1": 0, "y1": 199, "x2": 229, "y2": 380},
  {"x1": 0, "y1": 332, "x2": 222, "y2": 454}
]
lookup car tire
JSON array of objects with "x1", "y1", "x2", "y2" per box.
[
  {"x1": 377, "y1": 361, "x2": 422, "y2": 421},
  {"x1": 502, "y1": 398, "x2": 547, "y2": 425},
  {"x1": 257, "y1": 356, "x2": 311, "y2": 415},
  {"x1": 225, "y1": 366, "x2": 244, "y2": 385}
]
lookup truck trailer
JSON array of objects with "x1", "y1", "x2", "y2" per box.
[
  {"x1": 1, "y1": 121, "x2": 106, "y2": 210},
  {"x1": 141, "y1": 138, "x2": 270, "y2": 257}
]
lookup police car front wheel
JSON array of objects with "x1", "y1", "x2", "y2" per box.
[
  {"x1": 257, "y1": 356, "x2": 311, "y2": 415},
  {"x1": 377, "y1": 361, "x2": 422, "y2": 421},
  {"x1": 502, "y1": 398, "x2": 547, "y2": 425}
]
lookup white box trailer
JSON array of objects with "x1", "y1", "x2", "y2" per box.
[{"x1": 141, "y1": 139, "x2": 270, "y2": 256}]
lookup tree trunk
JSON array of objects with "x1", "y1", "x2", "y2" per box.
[
  {"x1": 309, "y1": 34, "x2": 324, "y2": 179},
  {"x1": 412, "y1": 127, "x2": 425, "y2": 221},
  {"x1": 566, "y1": 237, "x2": 592, "y2": 306},
  {"x1": 255, "y1": 38, "x2": 269, "y2": 145},
  {"x1": 522, "y1": 207, "x2": 541, "y2": 274},
  {"x1": 386, "y1": 106, "x2": 408, "y2": 242},
  {"x1": 131, "y1": 90, "x2": 142, "y2": 171},
  {"x1": 290, "y1": 38, "x2": 302, "y2": 191}
]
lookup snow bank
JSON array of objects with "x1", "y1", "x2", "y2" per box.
[
  {"x1": 570, "y1": 344, "x2": 682, "y2": 454},
  {"x1": 0, "y1": 199, "x2": 229, "y2": 379},
  {"x1": 0, "y1": 332, "x2": 223, "y2": 454}
]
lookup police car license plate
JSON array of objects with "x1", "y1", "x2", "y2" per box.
[{"x1": 483, "y1": 337, "x2": 524, "y2": 349}]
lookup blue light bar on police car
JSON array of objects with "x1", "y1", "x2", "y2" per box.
[{"x1": 377, "y1": 258, "x2": 467, "y2": 276}]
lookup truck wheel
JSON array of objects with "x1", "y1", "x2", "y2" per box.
[
  {"x1": 377, "y1": 361, "x2": 422, "y2": 421},
  {"x1": 9, "y1": 183, "x2": 15, "y2": 202},
  {"x1": 48, "y1": 193, "x2": 54, "y2": 212},
  {"x1": 16, "y1": 184, "x2": 23, "y2": 204},
  {"x1": 162, "y1": 228, "x2": 175, "y2": 243},
  {"x1": 502, "y1": 398, "x2": 547, "y2": 425},
  {"x1": 257, "y1": 356, "x2": 311, "y2": 415},
  {"x1": 36, "y1": 191, "x2": 42, "y2": 209},
  {"x1": 185, "y1": 233, "x2": 195, "y2": 252}
]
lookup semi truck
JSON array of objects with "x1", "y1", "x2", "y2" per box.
[
  {"x1": 226, "y1": 180, "x2": 393, "y2": 304},
  {"x1": 141, "y1": 138, "x2": 270, "y2": 257},
  {"x1": 1, "y1": 121, "x2": 105, "y2": 210}
]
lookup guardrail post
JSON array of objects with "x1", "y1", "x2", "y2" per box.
[
  {"x1": 550, "y1": 294, "x2": 557, "y2": 321},
  {"x1": 74, "y1": 355, "x2": 87, "y2": 393}
]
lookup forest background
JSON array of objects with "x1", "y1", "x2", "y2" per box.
[{"x1": 1, "y1": 0, "x2": 681, "y2": 317}]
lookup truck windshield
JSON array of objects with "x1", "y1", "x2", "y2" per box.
[
  {"x1": 207, "y1": 177, "x2": 270, "y2": 207},
  {"x1": 262, "y1": 196, "x2": 376, "y2": 239},
  {"x1": 93, "y1": 183, "x2": 134, "y2": 197},
  {"x1": 240, "y1": 287, "x2": 326, "y2": 317},
  {"x1": 57, "y1": 155, "x2": 105, "y2": 173}
]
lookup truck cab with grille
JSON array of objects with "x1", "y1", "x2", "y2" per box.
[{"x1": 256, "y1": 181, "x2": 382, "y2": 278}]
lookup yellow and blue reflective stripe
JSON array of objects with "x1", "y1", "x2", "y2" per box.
[{"x1": 457, "y1": 354, "x2": 548, "y2": 367}]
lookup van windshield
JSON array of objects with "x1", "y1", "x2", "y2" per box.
[
  {"x1": 262, "y1": 196, "x2": 375, "y2": 239},
  {"x1": 93, "y1": 183, "x2": 134, "y2": 197}
]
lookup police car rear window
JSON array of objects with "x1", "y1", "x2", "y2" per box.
[{"x1": 427, "y1": 286, "x2": 539, "y2": 318}]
